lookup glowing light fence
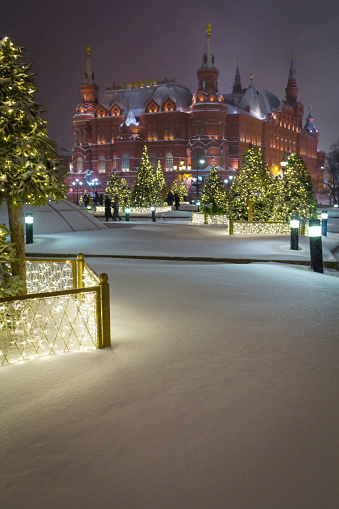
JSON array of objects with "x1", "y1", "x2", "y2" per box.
[
  {"x1": 0, "y1": 254, "x2": 110, "y2": 366},
  {"x1": 192, "y1": 213, "x2": 229, "y2": 226},
  {"x1": 231, "y1": 221, "x2": 290, "y2": 235},
  {"x1": 95, "y1": 205, "x2": 171, "y2": 214}
]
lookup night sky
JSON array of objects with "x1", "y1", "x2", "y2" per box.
[{"x1": 2, "y1": 0, "x2": 338, "y2": 154}]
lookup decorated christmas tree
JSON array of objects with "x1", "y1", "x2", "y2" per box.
[
  {"x1": 170, "y1": 182, "x2": 179, "y2": 195},
  {"x1": 0, "y1": 37, "x2": 66, "y2": 294},
  {"x1": 201, "y1": 167, "x2": 227, "y2": 211},
  {"x1": 105, "y1": 173, "x2": 120, "y2": 200},
  {"x1": 131, "y1": 146, "x2": 157, "y2": 206},
  {"x1": 178, "y1": 183, "x2": 188, "y2": 202},
  {"x1": 154, "y1": 160, "x2": 167, "y2": 204},
  {"x1": 0, "y1": 224, "x2": 23, "y2": 297},
  {"x1": 228, "y1": 145, "x2": 274, "y2": 221},
  {"x1": 119, "y1": 178, "x2": 131, "y2": 208},
  {"x1": 281, "y1": 152, "x2": 317, "y2": 221}
]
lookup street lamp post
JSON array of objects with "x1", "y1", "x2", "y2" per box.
[
  {"x1": 309, "y1": 219, "x2": 323, "y2": 273},
  {"x1": 72, "y1": 178, "x2": 83, "y2": 205},
  {"x1": 197, "y1": 158, "x2": 205, "y2": 197},
  {"x1": 290, "y1": 216, "x2": 300, "y2": 250},
  {"x1": 321, "y1": 211, "x2": 328, "y2": 236}
]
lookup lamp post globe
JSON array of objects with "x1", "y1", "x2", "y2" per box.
[{"x1": 197, "y1": 158, "x2": 205, "y2": 198}]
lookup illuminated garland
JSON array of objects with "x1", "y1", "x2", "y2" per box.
[
  {"x1": 95, "y1": 205, "x2": 171, "y2": 214},
  {"x1": 232, "y1": 222, "x2": 290, "y2": 235}
]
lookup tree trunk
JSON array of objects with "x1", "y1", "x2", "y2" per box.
[
  {"x1": 7, "y1": 201, "x2": 27, "y2": 294},
  {"x1": 248, "y1": 198, "x2": 254, "y2": 222}
]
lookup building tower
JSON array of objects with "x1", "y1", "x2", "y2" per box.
[
  {"x1": 233, "y1": 59, "x2": 242, "y2": 94},
  {"x1": 284, "y1": 53, "x2": 304, "y2": 128},
  {"x1": 197, "y1": 23, "x2": 219, "y2": 93},
  {"x1": 79, "y1": 45, "x2": 98, "y2": 111}
]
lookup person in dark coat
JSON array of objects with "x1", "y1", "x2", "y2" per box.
[
  {"x1": 166, "y1": 191, "x2": 174, "y2": 206},
  {"x1": 174, "y1": 192, "x2": 180, "y2": 210},
  {"x1": 83, "y1": 193, "x2": 89, "y2": 208},
  {"x1": 104, "y1": 195, "x2": 112, "y2": 222},
  {"x1": 99, "y1": 194, "x2": 103, "y2": 205},
  {"x1": 94, "y1": 191, "x2": 99, "y2": 206},
  {"x1": 112, "y1": 194, "x2": 121, "y2": 221}
]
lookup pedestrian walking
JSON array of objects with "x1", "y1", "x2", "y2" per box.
[
  {"x1": 174, "y1": 192, "x2": 180, "y2": 210},
  {"x1": 112, "y1": 194, "x2": 121, "y2": 221},
  {"x1": 166, "y1": 191, "x2": 174, "y2": 206},
  {"x1": 104, "y1": 195, "x2": 112, "y2": 222},
  {"x1": 83, "y1": 193, "x2": 89, "y2": 208}
]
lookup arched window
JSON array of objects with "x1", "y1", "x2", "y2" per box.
[
  {"x1": 76, "y1": 157, "x2": 83, "y2": 173},
  {"x1": 165, "y1": 153, "x2": 173, "y2": 171},
  {"x1": 122, "y1": 154, "x2": 129, "y2": 171},
  {"x1": 150, "y1": 154, "x2": 157, "y2": 170},
  {"x1": 98, "y1": 156, "x2": 106, "y2": 173}
]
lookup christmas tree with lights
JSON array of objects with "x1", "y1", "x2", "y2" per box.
[
  {"x1": 170, "y1": 182, "x2": 179, "y2": 195},
  {"x1": 154, "y1": 160, "x2": 167, "y2": 204},
  {"x1": 228, "y1": 145, "x2": 273, "y2": 221},
  {"x1": 201, "y1": 167, "x2": 227, "y2": 211},
  {"x1": 119, "y1": 178, "x2": 131, "y2": 208},
  {"x1": 105, "y1": 173, "x2": 120, "y2": 200},
  {"x1": 132, "y1": 146, "x2": 157, "y2": 206},
  {"x1": 178, "y1": 183, "x2": 188, "y2": 202},
  {"x1": 0, "y1": 37, "x2": 66, "y2": 294},
  {"x1": 281, "y1": 152, "x2": 317, "y2": 221}
]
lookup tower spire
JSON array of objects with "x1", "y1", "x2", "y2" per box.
[
  {"x1": 232, "y1": 59, "x2": 242, "y2": 94},
  {"x1": 201, "y1": 23, "x2": 215, "y2": 69},
  {"x1": 84, "y1": 45, "x2": 95, "y2": 84},
  {"x1": 284, "y1": 52, "x2": 304, "y2": 128}
]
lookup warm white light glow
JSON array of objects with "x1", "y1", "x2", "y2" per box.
[
  {"x1": 290, "y1": 219, "x2": 300, "y2": 228},
  {"x1": 309, "y1": 226, "x2": 321, "y2": 237},
  {"x1": 321, "y1": 212, "x2": 328, "y2": 219}
]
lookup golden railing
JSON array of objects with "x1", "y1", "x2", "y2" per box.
[{"x1": 0, "y1": 254, "x2": 111, "y2": 366}]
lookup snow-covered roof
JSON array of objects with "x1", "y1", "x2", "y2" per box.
[
  {"x1": 238, "y1": 84, "x2": 282, "y2": 119},
  {"x1": 101, "y1": 83, "x2": 192, "y2": 115}
]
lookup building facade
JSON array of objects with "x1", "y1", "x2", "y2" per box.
[{"x1": 67, "y1": 30, "x2": 324, "y2": 200}]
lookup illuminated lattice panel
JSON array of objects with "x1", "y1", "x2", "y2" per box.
[
  {"x1": 192, "y1": 213, "x2": 229, "y2": 226},
  {"x1": 233, "y1": 222, "x2": 290, "y2": 235},
  {"x1": 83, "y1": 264, "x2": 100, "y2": 288},
  {"x1": 95, "y1": 206, "x2": 171, "y2": 214},
  {"x1": 0, "y1": 292, "x2": 97, "y2": 366},
  {"x1": 26, "y1": 260, "x2": 74, "y2": 294}
]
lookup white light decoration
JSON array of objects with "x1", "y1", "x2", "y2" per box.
[
  {"x1": 0, "y1": 258, "x2": 103, "y2": 366},
  {"x1": 95, "y1": 205, "x2": 171, "y2": 214},
  {"x1": 321, "y1": 211, "x2": 328, "y2": 220},
  {"x1": 25, "y1": 215, "x2": 33, "y2": 224},
  {"x1": 192, "y1": 213, "x2": 229, "y2": 226},
  {"x1": 308, "y1": 225, "x2": 322, "y2": 237},
  {"x1": 232, "y1": 222, "x2": 290, "y2": 235}
]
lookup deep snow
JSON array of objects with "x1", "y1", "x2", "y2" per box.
[{"x1": 1, "y1": 226, "x2": 339, "y2": 508}]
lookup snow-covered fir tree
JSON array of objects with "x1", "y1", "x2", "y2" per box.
[
  {"x1": 105, "y1": 173, "x2": 120, "y2": 200},
  {"x1": 0, "y1": 37, "x2": 66, "y2": 294},
  {"x1": 119, "y1": 178, "x2": 131, "y2": 208},
  {"x1": 228, "y1": 145, "x2": 274, "y2": 221},
  {"x1": 154, "y1": 160, "x2": 167, "y2": 204},
  {"x1": 201, "y1": 167, "x2": 227, "y2": 211},
  {"x1": 0, "y1": 224, "x2": 23, "y2": 297},
  {"x1": 131, "y1": 146, "x2": 157, "y2": 206},
  {"x1": 281, "y1": 152, "x2": 317, "y2": 221}
]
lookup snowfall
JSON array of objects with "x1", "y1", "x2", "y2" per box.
[{"x1": 1, "y1": 220, "x2": 339, "y2": 509}]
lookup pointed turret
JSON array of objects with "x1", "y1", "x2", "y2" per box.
[
  {"x1": 197, "y1": 24, "x2": 219, "y2": 92},
  {"x1": 304, "y1": 106, "x2": 319, "y2": 135},
  {"x1": 232, "y1": 59, "x2": 242, "y2": 94},
  {"x1": 284, "y1": 52, "x2": 304, "y2": 128},
  {"x1": 80, "y1": 45, "x2": 98, "y2": 107},
  {"x1": 285, "y1": 52, "x2": 298, "y2": 104}
]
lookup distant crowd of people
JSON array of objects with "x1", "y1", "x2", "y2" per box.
[{"x1": 81, "y1": 189, "x2": 182, "y2": 222}]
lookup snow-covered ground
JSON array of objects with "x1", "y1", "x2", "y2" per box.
[{"x1": 1, "y1": 226, "x2": 339, "y2": 508}]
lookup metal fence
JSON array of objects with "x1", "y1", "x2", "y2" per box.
[{"x1": 0, "y1": 254, "x2": 111, "y2": 366}]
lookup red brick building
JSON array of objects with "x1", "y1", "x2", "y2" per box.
[{"x1": 67, "y1": 31, "x2": 324, "y2": 200}]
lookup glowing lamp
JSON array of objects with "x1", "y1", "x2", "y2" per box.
[
  {"x1": 290, "y1": 219, "x2": 299, "y2": 229},
  {"x1": 196, "y1": 200, "x2": 201, "y2": 206},
  {"x1": 334, "y1": 204, "x2": 338, "y2": 208},
  {"x1": 150, "y1": 205, "x2": 156, "y2": 222},
  {"x1": 308, "y1": 224, "x2": 321, "y2": 237},
  {"x1": 150, "y1": 206, "x2": 155, "y2": 211},
  {"x1": 25, "y1": 214, "x2": 33, "y2": 224},
  {"x1": 321, "y1": 211, "x2": 328, "y2": 220},
  {"x1": 25, "y1": 213, "x2": 33, "y2": 244}
]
